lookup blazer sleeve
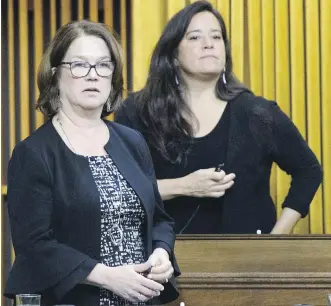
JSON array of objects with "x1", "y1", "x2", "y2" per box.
[
  {"x1": 269, "y1": 102, "x2": 323, "y2": 217},
  {"x1": 115, "y1": 95, "x2": 141, "y2": 130},
  {"x1": 5, "y1": 142, "x2": 98, "y2": 300},
  {"x1": 134, "y1": 131, "x2": 180, "y2": 277}
]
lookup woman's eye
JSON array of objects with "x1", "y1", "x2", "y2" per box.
[
  {"x1": 99, "y1": 62, "x2": 111, "y2": 68},
  {"x1": 73, "y1": 62, "x2": 88, "y2": 68},
  {"x1": 188, "y1": 36, "x2": 199, "y2": 40},
  {"x1": 213, "y1": 35, "x2": 222, "y2": 40}
]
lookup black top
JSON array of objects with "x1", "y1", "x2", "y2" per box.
[
  {"x1": 115, "y1": 91, "x2": 323, "y2": 234},
  {"x1": 5, "y1": 120, "x2": 180, "y2": 306},
  {"x1": 153, "y1": 102, "x2": 230, "y2": 234},
  {"x1": 87, "y1": 155, "x2": 146, "y2": 305}
]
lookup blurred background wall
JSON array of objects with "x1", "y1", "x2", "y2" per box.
[{"x1": 1, "y1": 0, "x2": 331, "y2": 304}]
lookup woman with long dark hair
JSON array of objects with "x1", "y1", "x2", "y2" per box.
[{"x1": 115, "y1": 1, "x2": 322, "y2": 235}]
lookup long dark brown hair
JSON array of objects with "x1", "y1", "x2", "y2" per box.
[
  {"x1": 134, "y1": 1, "x2": 250, "y2": 163},
  {"x1": 37, "y1": 20, "x2": 123, "y2": 118}
]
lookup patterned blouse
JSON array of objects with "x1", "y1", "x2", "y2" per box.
[{"x1": 87, "y1": 155, "x2": 147, "y2": 305}]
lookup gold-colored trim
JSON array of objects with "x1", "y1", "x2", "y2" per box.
[
  {"x1": 61, "y1": 0, "x2": 71, "y2": 26},
  {"x1": 34, "y1": 0, "x2": 44, "y2": 129},
  {"x1": 121, "y1": 0, "x2": 127, "y2": 99},
  {"x1": 89, "y1": 0, "x2": 98, "y2": 22},
  {"x1": 8, "y1": 0, "x2": 15, "y2": 154},
  {"x1": 19, "y1": 0, "x2": 30, "y2": 141},
  {"x1": 1, "y1": 185, "x2": 7, "y2": 196},
  {"x1": 78, "y1": 0, "x2": 84, "y2": 20},
  {"x1": 50, "y1": 0, "x2": 56, "y2": 38}
]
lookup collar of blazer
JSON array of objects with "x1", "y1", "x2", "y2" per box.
[{"x1": 103, "y1": 122, "x2": 153, "y2": 220}]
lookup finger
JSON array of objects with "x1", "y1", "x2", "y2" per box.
[
  {"x1": 211, "y1": 180, "x2": 234, "y2": 192},
  {"x1": 147, "y1": 255, "x2": 159, "y2": 267},
  {"x1": 140, "y1": 275, "x2": 165, "y2": 291},
  {"x1": 220, "y1": 180, "x2": 235, "y2": 190},
  {"x1": 209, "y1": 190, "x2": 225, "y2": 198},
  {"x1": 132, "y1": 292, "x2": 150, "y2": 303},
  {"x1": 147, "y1": 273, "x2": 167, "y2": 282},
  {"x1": 137, "y1": 285, "x2": 160, "y2": 299},
  {"x1": 147, "y1": 268, "x2": 173, "y2": 283},
  {"x1": 202, "y1": 167, "x2": 219, "y2": 173},
  {"x1": 150, "y1": 266, "x2": 174, "y2": 279},
  {"x1": 221, "y1": 173, "x2": 236, "y2": 183},
  {"x1": 211, "y1": 170, "x2": 226, "y2": 181},
  {"x1": 150, "y1": 262, "x2": 171, "y2": 274},
  {"x1": 127, "y1": 292, "x2": 140, "y2": 303},
  {"x1": 133, "y1": 261, "x2": 152, "y2": 273}
]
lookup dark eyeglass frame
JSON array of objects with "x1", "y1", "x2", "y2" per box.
[{"x1": 60, "y1": 60, "x2": 114, "y2": 78}]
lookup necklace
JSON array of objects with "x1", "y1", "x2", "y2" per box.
[
  {"x1": 57, "y1": 117, "x2": 78, "y2": 154},
  {"x1": 105, "y1": 166, "x2": 125, "y2": 247},
  {"x1": 57, "y1": 116, "x2": 125, "y2": 246}
]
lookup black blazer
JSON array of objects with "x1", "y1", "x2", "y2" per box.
[
  {"x1": 5, "y1": 120, "x2": 180, "y2": 305},
  {"x1": 115, "y1": 91, "x2": 323, "y2": 234}
]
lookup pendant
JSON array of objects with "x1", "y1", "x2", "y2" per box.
[{"x1": 108, "y1": 224, "x2": 124, "y2": 246}]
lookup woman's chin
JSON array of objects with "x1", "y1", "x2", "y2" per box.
[
  {"x1": 79, "y1": 100, "x2": 105, "y2": 111},
  {"x1": 198, "y1": 70, "x2": 222, "y2": 80}
]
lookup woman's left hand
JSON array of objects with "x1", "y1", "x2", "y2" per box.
[{"x1": 146, "y1": 248, "x2": 174, "y2": 284}]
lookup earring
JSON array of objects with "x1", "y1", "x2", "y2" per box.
[
  {"x1": 222, "y1": 68, "x2": 227, "y2": 85},
  {"x1": 56, "y1": 89, "x2": 61, "y2": 107},
  {"x1": 106, "y1": 98, "x2": 111, "y2": 112},
  {"x1": 175, "y1": 75, "x2": 179, "y2": 86}
]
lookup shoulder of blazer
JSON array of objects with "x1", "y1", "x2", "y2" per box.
[
  {"x1": 11, "y1": 121, "x2": 55, "y2": 156},
  {"x1": 105, "y1": 120, "x2": 152, "y2": 174},
  {"x1": 115, "y1": 92, "x2": 142, "y2": 128},
  {"x1": 108, "y1": 120, "x2": 143, "y2": 146},
  {"x1": 117, "y1": 92, "x2": 140, "y2": 116}
]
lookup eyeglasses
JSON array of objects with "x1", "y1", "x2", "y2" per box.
[{"x1": 60, "y1": 60, "x2": 115, "y2": 78}]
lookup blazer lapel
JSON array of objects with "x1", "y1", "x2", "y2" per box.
[{"x1": 104, "y1": 124, "x2": 152, "y2": 216}]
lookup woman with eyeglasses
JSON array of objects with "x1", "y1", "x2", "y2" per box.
[{"x1": 4, "y1": 20, "x2": 179, "y2": 306}]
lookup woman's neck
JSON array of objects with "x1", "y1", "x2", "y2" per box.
[
  {"x1": 183, "y1": 78, "x2": 219, "y2": 107},
  {"x1": 179, "y1": 70, "x2": 220, "y2": 105},
  {"x1": 57, "y1": 105, "x2": 103, "y2": 129}
]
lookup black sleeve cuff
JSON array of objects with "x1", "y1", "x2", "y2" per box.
[
  {"x1": 153, "y1": 241, "x2": 172, "y2": 256},
  {"x1": 52, "y1": 258, "x2": 99, "y2": 300}
]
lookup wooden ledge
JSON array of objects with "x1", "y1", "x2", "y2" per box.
[
  {"x1": 178, "y1": 272, "x2": 331, "y2": 289},
  {"x1": 176, "y1": 234, "x2": 331, "y2": 240}
]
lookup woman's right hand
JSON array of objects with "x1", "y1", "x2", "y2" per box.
[
  {"x1": 103, "y1": 262, "x2": 164, "y2": 303},
  {"x1": 181, "y1": 168, "x2": 235, "y2": 198}
]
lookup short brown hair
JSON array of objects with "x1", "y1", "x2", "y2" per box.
[{"x1": 37, "y1": 20, "x2": 123, "y2": 118}]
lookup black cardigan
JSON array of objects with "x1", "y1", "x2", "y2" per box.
[
  {"x1": 115, "y1": 91, "x2": 323, "y2": 234},
  {"x1": 4, "y1": 120, "x2": 180, "y2": 305}
]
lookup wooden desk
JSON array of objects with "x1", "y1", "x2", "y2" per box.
[{"x1": 168, "y1": 235, "x2": 331, "y2": 306}]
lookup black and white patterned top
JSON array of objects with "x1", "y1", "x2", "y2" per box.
[{"x1": 87, "y1": 155, "x2": 147, "y2": 306}]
